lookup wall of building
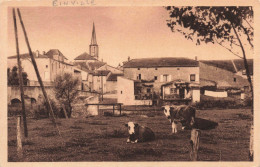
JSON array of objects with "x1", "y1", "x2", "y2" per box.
[
  {"x1": 106, "y1": 81, "x2": 117, "y2": 93},
  {"x1": 117, "y1": 77, "x2": 135, "y2": 105},
  {"x1": 124, "y1": 66, "x2": 199, "y2": 93},
  {"x1": 92, "y1": 75, "x2": 107, "y2": 93},
  {"x1": 199, "y1": 62, "x2": 249, "y2": 88},
  {"x1": 117, "y1": 77, "x2": 152, "y2": 105},
  {"x1": 8, "y1": 57, "x2": 74, "y2": 86}
]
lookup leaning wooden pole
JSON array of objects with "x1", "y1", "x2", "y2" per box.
[
  {"x1": 13, "y1": 8, "x2": 28, "y2": 137},
  {"x1": 16, "y1": 8, "x2": 61, "y2": 137}
]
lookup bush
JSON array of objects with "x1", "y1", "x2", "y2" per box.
[
  {"x1": 34, "y1": 99, "x2": 61, "y2": 119},
  {"x1": 195, "y1": 95, "x2": 249, "y2": 110}
]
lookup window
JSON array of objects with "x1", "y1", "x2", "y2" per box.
[
  {"x1": 190, "y1": 74, "x2": 196, "y2": 81},
  {"x1": 155, "y1": 68, "x2": 158, "y2": 70},
  {"x1": 121, "y1": 91, "x2": 123, "y2": 94},
  {"x1": 138, "y1": 74, "x2": 142, "y2": 80},
  {"x1": 147, "y1": 88, "x2": 151, "y2": 93},
  {"x1": 46, "y1": 65, "x2": 48, "y2": 68},
  {"x1": 163, "y1": 75, "x2": 168, "y2": 82},
  {"x1": 177, "y1": 68, "x2": 180, "y2": 70},
  {"x1": 138, "y1": 68, "x2": 140, "y2": 70},
  {"x1": 154, "y1": 76, "x2": 158, "y2": 80},
  {"x1": 234, "y1": 77, "x2": 236, "y2": 82},
  {"x1": 170, "y1": 88, "x2": 177, "y2": 94}
]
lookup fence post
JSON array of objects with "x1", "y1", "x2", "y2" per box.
[
  {"x1": 119, "y1": 104, "x2": 122, "y2": 116},
  {"x1": 190, "y1": 129, "x2": 201, "y2": 161},
  {"x1": 17, "y1": 116, "x2": 23, "y2": 159},
  {"x1": 113, "y1": 104, "x2": 115, "y2": 115},
  {"x1": 249, "y1": 124, "x2": 254, "y2": 161}
]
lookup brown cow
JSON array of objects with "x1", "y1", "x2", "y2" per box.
[
  {"x1": 125, "y1": 122, "x2": 155, "y2": 143},
  {"x1": 162, "y1": 105, "x2": 196, "y2": 133}
]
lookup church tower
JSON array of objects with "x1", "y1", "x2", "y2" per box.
[{"x1": 89, "y1": 22, "x2": 99, "y2": 60}]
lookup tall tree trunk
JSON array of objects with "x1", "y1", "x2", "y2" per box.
[{"x1": 232, "y1": 23, "x2": 253, "y2": 160}]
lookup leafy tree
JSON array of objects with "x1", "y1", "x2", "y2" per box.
[
  {"x1": 165, "y1": 6, "x2": 253, "y2": 160},
  {"x1": 165, "y1": 6, "x2": 253, "y2": 94},
  {"x1": 8, "y1": 66, "x2": 28, "y2": 86},
  {"x1": 54, "y1": 73, "x2": 80, "y2": 118}
]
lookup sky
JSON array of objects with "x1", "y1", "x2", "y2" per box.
[{"x1": 7, "y1": 7, "x2": 254, "y2": 67}]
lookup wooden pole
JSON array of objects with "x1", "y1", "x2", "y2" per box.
[
  {"x1": 62, "y1": 104, "x2": 68, "y2": 119},
  {"x1": 13, "y1": 8, "x2": 28, "y2": 137},
  {"x1": 190, "y1": 129, "x2": 201, "y2": 161},
  {"x1": 17, "y1": 8, "x2": 62, "y2": 137},
  {"x1": 17, "y1": 116, "x2": 23, "y2": 160}
]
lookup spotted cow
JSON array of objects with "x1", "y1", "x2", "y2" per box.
[
  {"x1": 162, "y1": 105, "x2": 196, "y2": 133},
  {"x1": 125, "y1": 122, "x2": 155, "y2": 143}
]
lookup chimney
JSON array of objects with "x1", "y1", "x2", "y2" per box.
[
  {"x1": 35, "y1": 50, "x2": 39, "y2": 57},
  {"x1": 195, "y1": 56, "x2": 198, "y2": 61},
  {"x1": 42, "y1": 51, "x2": 46, "y2": 55},
  {"x1": 128, "y1": 56, "x2": 130, "y2": 61}
]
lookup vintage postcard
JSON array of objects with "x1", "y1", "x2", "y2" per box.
[{"x1": 0, "y1": 0, "x2": 259, "y2": 166}]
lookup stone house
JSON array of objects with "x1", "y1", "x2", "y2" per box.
[
  {"x1": 8, "y1": 49, "x2": 74, "y2": 86},
  {"x1": 121, "y1": 57, "x2": 200, "y2": 104}
]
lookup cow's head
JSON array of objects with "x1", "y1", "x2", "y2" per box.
[
  {"x1": 162, "y1": 105, "x2": 172, "y2": 119},
  {"x1": 125, "y1": 122, "x2": 138, "y2": 135}
]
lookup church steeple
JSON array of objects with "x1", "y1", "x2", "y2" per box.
[{"x1": 89, "y1": 22, "x2": 99, "y2": 59}]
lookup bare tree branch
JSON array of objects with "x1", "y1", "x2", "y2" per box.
[
  {"x1": 241, "y1": 25, "x2": 254, "y2": 48},
  {"x1": 214, "y1": 37, "x2": 243, "y2": 59},
  {"x1": 245, "y1": 19, "x2": 254, "y2": 30}
]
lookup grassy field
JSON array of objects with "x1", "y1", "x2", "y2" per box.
[{"x1": 8, "y1": 108, "x2": 252, "y2": 161}]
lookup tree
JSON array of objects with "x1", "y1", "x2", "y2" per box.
[
  {"x1": 8, "y1": 66, "x2": 28, "y2": 86},
  {"x1": 54, "y1": 73, "x2": 80, "y2": 118},
  {"x1": 165, "y1": 6, "x2": 253, "y2": 160}
]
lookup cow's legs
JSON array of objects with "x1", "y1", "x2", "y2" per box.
[
  {"x1": 172, "y1": 121, "x2": 178, "y2": 133},
  {"x1": 180, "y1": 120, "x2": 187, "y2": 130}
]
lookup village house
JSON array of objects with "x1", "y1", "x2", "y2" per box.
[
  {"x1": 119, "y1": 57, "x2": 200, "y2": 105},
  {"x1": 92, "y1": 70, "x2": 111, "y2": 93},
  {"x1": 7, "y1": 49, "x2": 74, "y2": 86},
  {"x1": 199, "y1": 59, "x2": 253, "y2": 91},
  {"x1": 106, "y1": 73, "x2": 124, "y2": 93}
]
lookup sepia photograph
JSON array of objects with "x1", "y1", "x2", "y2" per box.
[{"x1": 0, "y1": 2, "x2": 259, "y2": 165}]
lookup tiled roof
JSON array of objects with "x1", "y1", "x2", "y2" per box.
[
  {"x1": 88, "y1": 62, "x2": 106, "y2": 71},
  {"x1": 46, "y1": 49, "x2": 68, "y2": 60},
  {"x1": 107, "y1": 73, "x2": 123, "y2": 81},
  {"x1": 123, "y1": 57, "x2": 198, "y2": 68},
  {"x1": 74, "y1": 52, "x2": 97, "y2": 60},
  {"x1": 73, "y1": 62, "x2": 91, "y2": 72},
  {"x1": 200, "y1": 59, "x2": 253, "y2": 75},
  {"x1": 93, "y1": 70, "x2": 110, "y2": 76},
  {"x1": 8, "y1": 52, "x2": 48, "y2": 59}
]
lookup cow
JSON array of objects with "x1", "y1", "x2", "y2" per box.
[
  {"x1": 162, "y1": 105, "x2": 196, "y2": 133},
  {"x1": 125, "y1": 122, "x2": 155, "y2": 143}
]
